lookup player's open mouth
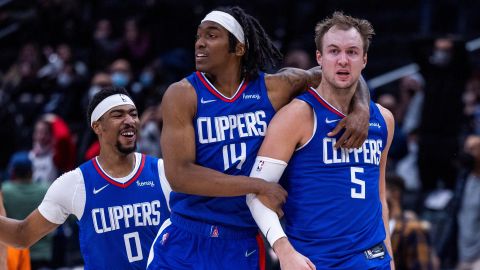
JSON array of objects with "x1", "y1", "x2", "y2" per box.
[
  {"x1": 120, "y1": 130, "x2": 136, "y2": 138},
  {"x1": 336, "y1": 70, "x2": 350, "y2": 79}
]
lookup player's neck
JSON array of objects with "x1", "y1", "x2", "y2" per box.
[
  {"x1": 205, "y1": 64, "x2": 243, "y2": 97},
  {"x1": 97, "y1": 151, "x2": 136, "y2": 178},
  {"x1": 317, "y1": 81, "x2": 356, "y2": 115}
]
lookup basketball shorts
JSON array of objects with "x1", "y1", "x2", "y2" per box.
[{"x1": 147, "y1": 213, "x2": 266, "y2": 270}]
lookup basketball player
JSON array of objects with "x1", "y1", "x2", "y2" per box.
[
  {"x1": 248, "y1": 12, "x2": 395, "y2": 269},
  {"x1": 0, "y1": 87, "x2": 171, "y2": 270},
  {"x1": 147, "y1": 6, "x2": 372, "y2": 270}
]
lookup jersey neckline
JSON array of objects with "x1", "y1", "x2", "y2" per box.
[
  {"x1": 92, "y1": 153, "x2": 145, "y2": 188},
  {"x1": 308, "y1": 87, "x2": 346, "y2": 117},
  {"x1": 196, "y1": 71, "x2": 249, "y2": 103}
]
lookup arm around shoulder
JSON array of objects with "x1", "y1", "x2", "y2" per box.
[
  {"x1": 265, "y1": 67, "x2": 322, "y2": 110},
  {"x1": 160, "y1": 80, "x2": 270, "y2": 197}
]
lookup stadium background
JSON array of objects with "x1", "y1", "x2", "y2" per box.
[{"x1": 1, "y1": 0, "x2": 480, "y2": 269}]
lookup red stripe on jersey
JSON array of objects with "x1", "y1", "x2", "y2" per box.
[
  {"x1": 196, "y1": 71, "x2": 248, "y2": 103},
  {"x1": 308, "y1": 88, "x2": 345, "y2": 117},
  {"x1": 92, "y1": 154, "x2": 146, "y2": 188}
]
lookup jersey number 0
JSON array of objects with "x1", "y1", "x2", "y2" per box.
[{"x1": 124, "y1": 232, "x2": 143, "y2": 262}]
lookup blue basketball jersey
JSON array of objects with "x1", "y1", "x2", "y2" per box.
[
  {"x1": 283, "y1": 88, "x2": 389, "y2": 268},
  {"x1": 78, "y1": 154, "x2": 170, "y2": 270},
  {"x1": 170, "y1": 71, "x2": 275, "y2": 229}
]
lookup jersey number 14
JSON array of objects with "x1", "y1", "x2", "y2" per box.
[{"x1": 222, "y1": 143, "x2": 246, "y2": 170}]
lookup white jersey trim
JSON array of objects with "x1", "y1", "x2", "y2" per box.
[
  {"x1": 38, "y1": 154, "x2": 171, "y2": 224},
  {"x1": 94, "y1": 153, "x2": 142, "y2": 184},
  {"x1": 200, "y1": 72, "x2": 246, "y2": 100},
  {"x1": 158, "y1": 159, "x2": 172, "y2": 212},
  {"x1": 296, "y1": 102, "x2": 317, "y2": 151}
]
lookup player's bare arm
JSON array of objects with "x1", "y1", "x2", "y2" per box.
[
  {"x1": 257, "y1": 99, "x2": 314, "y2": 162},
  {"x1": 161, "y1": 80, "x2": 287, "y2": 209},
  {"x1": 377, "y1": 104, "x2": 396, "y2": 270},
  {"x1": 265, "y1": 66, "x2": 322, "y2": 111},
  {"x1": 0, "y1": 192, "x2": 6, "y2": 269},
  {"x1": 252, "y1": 100, "x2": 316, "y2": 270},
  {"x1": 0, "y1": 210, "x2": 58, "y2": 249},
  {"x1": 266, "y1": 68, "x2": 370, "y2": 149}
]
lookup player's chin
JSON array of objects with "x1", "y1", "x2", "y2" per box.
[
  {"x1": 195, "y1": 62, "x2": 210, "y2": 73},
  {"x1": 116, "y1": 141, "x2": 136, "y2": 155}
]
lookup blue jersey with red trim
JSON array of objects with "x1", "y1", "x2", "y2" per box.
[
  {"x1": 170, "y1": 71, "x2": 275, "y2": 229},
  {"x1": 78, "y1": 154, "x2": 170, "y2": 270},
  {"x1": 283, "y1": 88, "x2": 389, "y2": 268}
]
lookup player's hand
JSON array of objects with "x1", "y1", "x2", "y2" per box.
[
  {"x1": 255, "y1": 181, "x2": 287, "y2": 218},
  {"x1": 274, "y1": 238, "x2": 316, "y2": 270},
  {"x1": 327, "y1": 109, "x2": 369, "y2": 149}
]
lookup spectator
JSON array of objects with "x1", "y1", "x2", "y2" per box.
[
  {"x1": 377, "y1": 93, "x2": 408, "y2": 169},
  {"x1": 30, "y1": 118, "x2": 58, "y2": 184},
  {"x1": 3, "y1": 151, "x2": 53, "y2": 269},
  {"x1": 283, "y1": 48, "x2": 313, "y2": 70},
  {"x1": 92, "y1": 19, "x2": 120, "y2": 70},
  {"x1": 109, "y1": 59, "x2": 133, "y2": 90},
  {"x1": 414, "y1": 36, "x2": 471, "y2": 193},
  {"x1": 137, "y1": 104, "x2": 162, "y2": 158},
  {"x1": 457, "y1": 135, "x2": 480, "y2": 270},
  {"x1": 462, "y1": 72, "x2": 480, "y2": 135},
  {"x1": 118, "y1": 18, "x2": 152, "y2": 72},
  {"x1": 387, "y1": 173, "x2": 439, "y2": 270}
]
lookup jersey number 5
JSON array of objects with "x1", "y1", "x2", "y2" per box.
[
  {"x1": 222, "y1": 143, "x2": 246, "y2": 170},
  {"x1": 350, "y1": 167, "x2": 365, "y2": 199},
  {"x1": 124, "y1": 232, "x2": 143, "y2": 263}
]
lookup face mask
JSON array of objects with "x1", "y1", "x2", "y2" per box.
[
  {"x1": 140, "y1": 72, "x2": 154, "y2": 87},
  {"x1": 88, "y1": 85, "x2": 101, "y2": 100},
  {"x1": 57, "y1": 73, "x2": 73, "y2": 87},
  {"x1": 111, "y1": 72, "x2": 129, "y2": 87},
  {"x1": 430, "y1": 49, "x2": 452, "y2": 67}
]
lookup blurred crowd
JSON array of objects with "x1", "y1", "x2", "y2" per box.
[{"x1": 1, "y1": 1, "x2": 480, "y2": 270}]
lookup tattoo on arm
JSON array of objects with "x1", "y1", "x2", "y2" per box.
[{"x1": 277, "y1": 68, "x2": 306, "y2": 90}]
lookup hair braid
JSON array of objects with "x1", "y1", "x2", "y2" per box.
[{"x1": 217, "y1": 6, "x2": 283, "y2": 80}]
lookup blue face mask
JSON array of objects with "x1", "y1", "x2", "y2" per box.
[
  {"x1": 111, "y1": 72, "x2": 129, "y2": 87},
  {"x1": 140, "y1": 72, "x2": 154, "y2": 87}
]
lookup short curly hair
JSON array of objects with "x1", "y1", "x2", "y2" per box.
[{"x1": 314, "y1": 11, "x2": 375, "y2": 54}]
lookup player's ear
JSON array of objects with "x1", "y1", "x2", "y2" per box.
[
  {"x1": 91, "y1": 121, "x2": 102, "y2": 135},
  {"x1": 316, "y1": 50, "x2": 323, "y2": 66},
  {"x1": 235, "y1": 42, "x2": 246, "y2": 57}
]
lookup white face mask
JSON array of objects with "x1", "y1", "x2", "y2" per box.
[
  {"x1": 57, "y1": 73, "x2": 73, "y2": 87},
  {"x1": 430, "y1": 49, "x2": 452, "y2": 67},
  {"x1": 88, "y1": 85, "x2": 101, "y2": 101}
]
